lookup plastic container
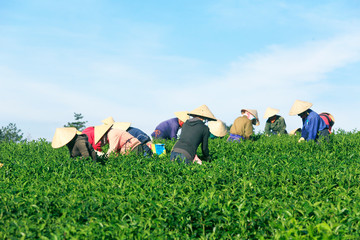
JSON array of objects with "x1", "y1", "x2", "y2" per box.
[{"x1": 151, "y1": 143, "x2": 166, "y2": 156}]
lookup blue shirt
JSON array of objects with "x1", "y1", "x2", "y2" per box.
[
  {"x1": 127, "y1": 127, "x2": 151, "y2": 144},
  {"x1": 301, "y1": 109, "x2": 327, "y2": 141}
]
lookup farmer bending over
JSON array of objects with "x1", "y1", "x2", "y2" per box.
[
  {"x1": 208, "y1": 119, "x2": 228, "y2": 139},
  {"x1": 151, "y1": 111, "x2": 190, "y2": 140},
  {"x1": 94, "y1": 122, "x2": 150, "y2": 156},
  {"x1": 51, "y1": 127, "x2": 97, "y2": 162},
  {"x1": 170, "y1": 105, "x2": 215, "y2": 164},
  {"x1": 289, "y1": 100, "x2": 329, "y2": 142},
  {"x1": 228, "y1": 109, "x2": 260, "y2": 142},
  {"x1": 263, "y1": 107, "x2": 287, "y2": 135}
]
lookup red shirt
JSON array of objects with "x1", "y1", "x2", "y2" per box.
[
  {"x1": 82, "y1": 127, "x2": 103, "y2": 151},
  {"x1": 319, "y1": 115, "x2": 332, "y2": 133}
]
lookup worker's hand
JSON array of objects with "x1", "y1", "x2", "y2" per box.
[{"x1": 298, "y1": 137, "x2": 305, "y2": 143}]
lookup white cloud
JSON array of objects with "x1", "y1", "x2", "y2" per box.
[
  {"x1": 2, "y1": 30, "x2": 360, "y2": 140},
  {"x1": 153, "y1": 32, "x2": 360, "y2": 133}
]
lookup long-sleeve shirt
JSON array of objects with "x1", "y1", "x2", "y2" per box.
[
  {"x1": 172, "y1": 118, "x2": 210, "y2": 161},
  {"x1": 229, "y1": 116, "x2": 253, "y2": 139},
  {"x1": 264, "y1": 115, "x2": 287, "y2": 135},
  {"x1": 151, "y1": 118, "x2": 180, "y2": 140},
  {"x1": 127, "y1": 127, "x2": 151, "y2": 144},
  {"x1": 66, "y1": 134, "x2": 97, "y2": 162},
  {"x1": 107, "y1": 128, "x2": 141, "y2": 155},
  {"x1": 82, "y1": 127, "x2": 103, "y2": 151},
  {"x1": 301, "y1": 109, "x2": 327, "y2": 141}
]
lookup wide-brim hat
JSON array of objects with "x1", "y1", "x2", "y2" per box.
[
  {"x1": 320, "y1": 112, "x2": 335, "y2": 123},
  {"x1": 208, "y1": 119, "x2": 228, "y2": 137},
  {"x1": 101, "y1": 116, "x2": 115, "y2": 125},
  {"x1": 289, "y1": 100, "x2": 313, "y2": 116},
  {"x1": 112, "y1": 122, "x2": 131, "y2": 131},
  {"x1": 289, "y1": 128, "x2": 302, "y2": 135},
  {"x1": 241, "y1": 109, "x2": 260, "y2": 126},
  {"x1": 263, "y1": 107, "x2": 280, "y2": 119},
  {"x1": 174, "y1": 111, "x2": 190, "y2": 123},
  {"x1": 94, "y1": 123, "x2": 113, "y2": 144},
  {"x1": 188, "y1": 105, "x2": 217, "y2": 121},
  {"x1": 51, "y1": 127, "x2": 77, "y2": 148}
]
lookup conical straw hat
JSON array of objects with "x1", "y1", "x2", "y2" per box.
[
  {"x1": 241, "y1": 109, "x2": 260, "y2": 126},
  {"x1": 51, "y1": 127, "x2": 77, "y2": 148},
  {"x1": 112, "y1": 122, "x2": 131, "y2": 131},
  {"x1": 94, "y1": 123, "x2": 113, "y2": 144},
  {"x1": 263, "y1": 107, "x2": 280, "y2": 119},
  {"x1": 188, "y1": 105, "x2": 217, "y2": 121},
  {"x1": 208, "y1": 119, "x2": 228, "y2": 137},
  {"x1": 289, "y1": 128, "x2": 302, "y2": 135},
  {"x1": 102, "y1": 116, "x2": 115, "y2": 125},
  {"x1": 289, "y1": 100, "x2": 313, "y2": 116},
  {"x1": 174, "y1": 111, "x2": 190, "y2": 123}
]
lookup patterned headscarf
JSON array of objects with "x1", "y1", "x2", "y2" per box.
[{"x1": 244, "y1": 111, "x2": 256, "y2": 121}]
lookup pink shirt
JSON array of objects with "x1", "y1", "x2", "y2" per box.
[{"x1": 107, "y1": 128, "x2": 141, "y2": 155}]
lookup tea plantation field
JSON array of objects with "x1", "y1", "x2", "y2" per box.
[{"x1": 1, "y1": 131, "x2": 360, "y2": 239}]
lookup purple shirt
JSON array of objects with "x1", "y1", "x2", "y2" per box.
[{"x1": 151, "y1": 118, "x2": 180, "y2": 140}]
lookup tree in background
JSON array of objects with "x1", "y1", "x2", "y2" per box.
[
  {"x1": 0, "y1": 123, "x2": 24, "y2": 142},
  {"x1": 64, "y1": 112, "x2": 88, "y2": 131}
]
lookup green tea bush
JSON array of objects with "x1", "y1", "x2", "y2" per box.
[{"x1": 1, "y1": 132, "x2": 360, "y2": 239}]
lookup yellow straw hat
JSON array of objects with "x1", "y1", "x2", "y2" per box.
[
  {"x1": 241, "y1": 109, "x2": 260, "y2": 126},
  {"x1": 102, "y1": 116, "x2": 130, "y2": 131},
  {"x1": 174, "y1": 111, "x2": 190, "y2": 123},
  {"x1": 289, "y1": 128, "x2": 302, "y2": 135},
  {"x1": 289, "y1": 100, "x2": 313, "y2": 116},
  {"x1": 263, "y1": 107, "x2": 280, "y2": 119},
  {"x1": 208, "y1": 119, "x2": 228, "y2": 137},
  {"x1": 101, "y1": 116, "x2": 115, "y2": 125},
  {"x1": 112, "y1": 122, "x2": 131, "y2": 131},
  {"x1": 51, "y1": 127, "x2": 77, "y2": 148},
  {"x1": 94, "y1": 123, "x2": 113, "y2": 144},
  {"x1": 188, "y1": 105, "x2": 217, "y2": 121}
]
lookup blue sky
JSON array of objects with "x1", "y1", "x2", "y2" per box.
[{"x1": 1, "y1": 0, "x2": 360, "y2": 140}]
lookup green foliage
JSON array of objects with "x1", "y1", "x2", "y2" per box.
[
  {"x1": 0, "y1": 123, "x2": 24, "y2": 142},
  {"x1": 1, "y1": 131, "x2": 360, "y2": 238},
  {"x1": 64, "y1": 112, "x2": 88, "y2": 131}
]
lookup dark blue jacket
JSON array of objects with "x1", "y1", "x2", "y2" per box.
[
  {"x1": 301, "y1": 109, "x2": 327, "y2": 141},
  {"x1": 127, "y1": 127, "x2": 151, "y2": 144}
]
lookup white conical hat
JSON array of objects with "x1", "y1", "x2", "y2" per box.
[
  {"x1": 174, "y1": 111, "x2": 190, "y2": 123},
  {"x1": 241, "y1": 109, "x2": 260, "y2": 126},
  {"x1": 94, "y1": 124, "x2": 113, "y2": 144},
  {"x1": 51, "y1": 127, "x2": 77, "y2": 148},
  {"x1": 289, "y1": 128, "x2": 302, "y2": 135},
  {"x1": 101, "y1": 116, "x2": 115, "y2": 125},
  {"x1": 263, "y1": 107, "x2": 280, "y2": 119},
  {"x1": 188, "y1": 105, "x2": 217, "y2": 121},
  {"x1": 289, "y1": 100, "x2": 313, "y2": 116},
  {"x1": 208, "y1": 119, "x2": 228, "y2": 137},
  {"x1": 112, "y1": 122, "x2": 131, "y2": 131}
]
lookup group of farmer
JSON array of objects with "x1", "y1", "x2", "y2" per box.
[{"x1": 51, "y1": 99, "x2": 335, "y2": 165}]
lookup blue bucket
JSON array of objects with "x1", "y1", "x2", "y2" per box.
[{"x1": 154, "y1": 143, "x2": 166, "y2": 155}]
